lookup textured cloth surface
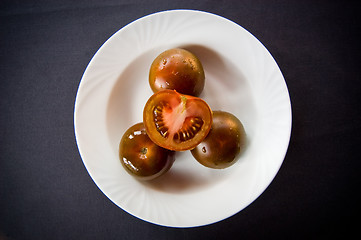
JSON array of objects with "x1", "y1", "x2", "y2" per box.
[{"x1": 1, "y1": 1, "x2": 360, "y2": 239}]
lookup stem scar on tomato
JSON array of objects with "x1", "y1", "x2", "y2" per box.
[{"x1": 143, "y1": 90, "x2": 212, "y2": 151}]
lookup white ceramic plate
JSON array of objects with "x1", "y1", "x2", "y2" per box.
[{"x1": 74, "y1": 10, "x2": 291, "y2": 228}]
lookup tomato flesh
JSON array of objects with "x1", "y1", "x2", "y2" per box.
[{"x1": 143, "y1": 90, "x2": 212, "y2": 151}]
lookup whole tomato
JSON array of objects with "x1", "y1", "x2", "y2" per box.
[
  {"x1": 149, "y1": 48, "x2": 205, "y2": 96},
  {"x1": 119, "y1": 122, "x2": 174, "y2": 180},
  {"x1": 191, "y1": 111, "x2": 246, "y2": 169}
]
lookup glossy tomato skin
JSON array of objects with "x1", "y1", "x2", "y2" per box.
[
  {"x1": 191, "y1": 111, "x2": 246, "y2": 169},
  {"x1": 143, "y1": 90, "x2": 212, "y2": 151},
  {"x1": 149, "y1": 48, "x2": 205, "y2": 97},
  {"x1": 119, "y1": 122, "x2": 175, "y2": 180}
]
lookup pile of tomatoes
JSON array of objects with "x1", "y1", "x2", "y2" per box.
[{"x1": 119, "y1": 48, "x2": 246, "y2": 180}]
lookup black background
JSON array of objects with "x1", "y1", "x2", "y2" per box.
[{"x1": 1, "y1": 1, "x2": 360, "y2": 239}]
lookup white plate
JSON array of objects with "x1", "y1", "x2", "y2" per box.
[{"x1": 74, "y1": 10, "x2": 292, "y2": 228}]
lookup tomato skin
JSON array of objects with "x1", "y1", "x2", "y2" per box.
[
  {"x1": 143, "y1": 90, "x2": 212, "y2": 151},
  {"x1": 149, "y1": 48, "x2": 205, "y2": 97},
  {"x1": 191, "y1": 111, "x2": 246, "y2": 169},
  {"x1": 119, "y1": 122, "x2": 174, "y2": 180}
]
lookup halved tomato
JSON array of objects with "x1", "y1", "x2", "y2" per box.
[{"x1": 143, "y1": 90, "x2": 212, "y2": 151}]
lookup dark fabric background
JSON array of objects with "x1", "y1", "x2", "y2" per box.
[{"x1": 1, "y1": 1, "x2": 360, "y2": 239}]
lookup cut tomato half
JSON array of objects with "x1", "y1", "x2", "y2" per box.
[{"x1": 143, "y1": 90, "x2": 212, "y2": 151}]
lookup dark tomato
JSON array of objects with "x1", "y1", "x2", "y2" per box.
[
  {"x1": 191, "y1": 111, "x2": 246, "y2": 169},
  {"x1": 143, "y1": 90, "x2": 212, "y2": 151},
  {"x1": 119, "y1": 122, "x2": 175, "y2": 180},
  {"x1": 149, "y1": 48, "x2": 205, "y2": 97}
]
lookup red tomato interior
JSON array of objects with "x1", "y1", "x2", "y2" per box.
[{"x1": 143, "y1": 90, "x2": 212, "y2": 151}]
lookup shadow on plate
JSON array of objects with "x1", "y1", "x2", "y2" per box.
[{"x1": 141, "y1": 151, "x2": 236, "y2": 194}]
